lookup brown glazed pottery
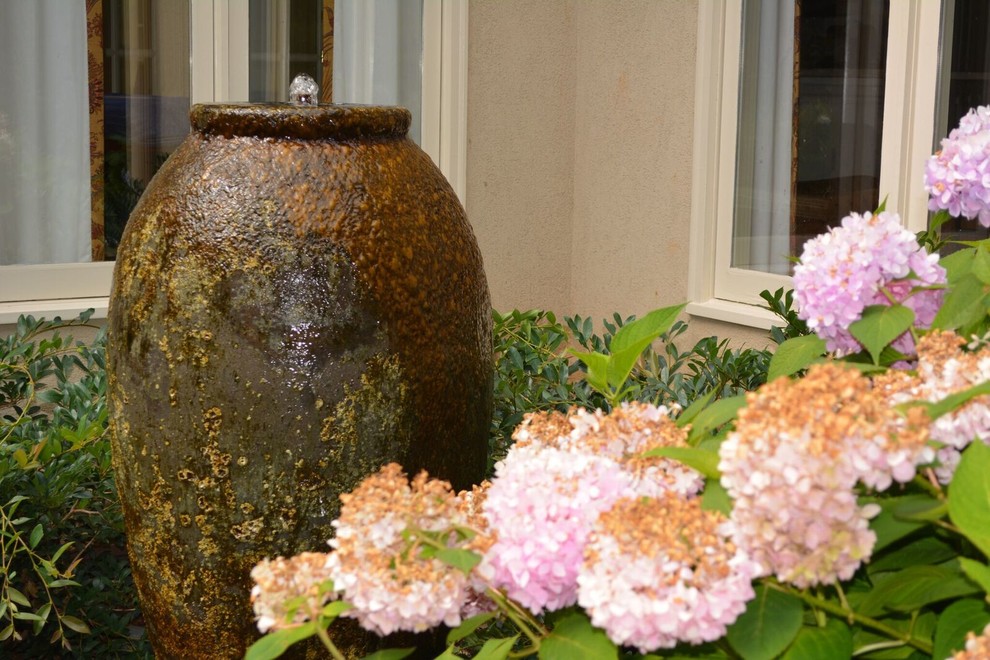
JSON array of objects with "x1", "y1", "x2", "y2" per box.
[{"x1": 106, "y1": 104, "x2": 492, "y2": 658}]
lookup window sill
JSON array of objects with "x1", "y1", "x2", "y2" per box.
[
  {"x1": 686, "y1": 298, "x2": 778, "y2": 331},
  {"x1": 0, "y1": 298, "x2": 109, "y2": 326}
]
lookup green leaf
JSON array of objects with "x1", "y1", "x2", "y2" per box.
[
  {"x1": 435, "y1": 548, "x2": 482, "y2": 575},
  {"x1": 610, "y1": 304, "x2": 686, "y2": 355},
  {"x1": 434, "y1": 646, "x2": 461, "y2": 660},
  {"x1": 50, "y1": 541, "x2": 73, "y2": 564},
  {"x1": 639, "y1": 446, "x2": 720, "y2": 479},
  {"x1": 949, "y1": 441, "x2": 990, "y2": 559},
  {"x1": 941, "y1": 246, "x2": 976, "y2": 284},
  {"x1": 360, "y1": 649, "x2": 415, "y2": 660},
  {"x1": 960, "y1": 557, "x2": 990, "y2": 594},
  {"x1": 676, "y1": 389, "x2": 718, "y2": 428},
  {"x1": 447, "y1": 611, "x2": 496, "y2": 645},
  {"x1": 910, "y1": 380, "x2": 990, "y2": 422},
  {"x1": 569, "y1": 350, "x2": 610, "y2": 395},
  {"x1": 687, "y1": 394, "x2": 746, "y2": 444},
  {"x1": 7, "y1": 586, "x2": 30, "y2": 608},
  {"x1": 319, "y1": 600, "x2": 352, "y2": 620},
  {"x1": 933, "y1": 599, "x2": 990, "y2": 659},
  {"x1": 701, "y1": 480, "x2": 732, "y2": 515},
  {"x1": 780, "y1": 620, "x2": 852, "y2": 660},
  {"x1": 474, "y1": 635, "x2": 519, "y2": 660},
  {"x1": 60, "y1": 615, "x2": 91, "y2": 635},
  {"x1": 726, "y1": 584, "x2": 802, "y2": 660},
  {"x1": 0, "y1": 623, "x2": 12, "y2": 641},
  {"x1": 848, "y1": 304, "x2": 915, "y2": 365},
  {"x1": 858, "y1": 565, "x2": 980, "y2": 616},
  {"x1": 768, "y1": 334, "x2": 826, "y2": 381},
  {"x1": 932, "y1": 273, "x2": 989, "y2": 331},
  {"x1": 606, "y1": 304, "x2": 686, "y2": 388},
  {"x1": 28, "y1": 523, "x2": 43, "y2": 549},
  {"x1": 244, "y1": 623, "x2": 317, "y2": 660},
  {"x1": 868, "y1": 537, "x2": 955, "y2": 574},
  {"x1": 539, "y1": 611, "x2": 618, "y2": 660},
  {"x1": 972, "y1": 245, "x2": 990, "y2": 285},
  {"x1": 870, "y1": 495, "x2": 927, "y2": 552},
  {"x1": 13, "y1": 611, "x2": 45, "y2": 622},
  {"x1": 889, "y1": 495, "x2": 948, "y2": 523}
]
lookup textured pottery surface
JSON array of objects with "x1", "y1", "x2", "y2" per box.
[{"x1": 106, "y1": 104, "x2": 492, "y2": 658}]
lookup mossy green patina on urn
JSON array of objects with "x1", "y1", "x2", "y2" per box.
[{"x1": 106, "y1": 103, "x2": 492, "y2": 658}]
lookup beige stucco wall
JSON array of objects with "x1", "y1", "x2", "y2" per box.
[{"x1": 466, "y1": 0, "x2": 771, "y2": 350}]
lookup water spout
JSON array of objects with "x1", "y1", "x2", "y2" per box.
[{"x1": 289, "y1": 73, "x2": 319, "y2": 106}]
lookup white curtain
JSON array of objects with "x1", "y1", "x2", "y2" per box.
[
  {"x1": 333, "y1": 0, "x2": 423, "y2": 144},
  {"x1": 0, "y1": 0, "x2": 91, "y2": 266},
  {"x1": 734, "y1": 0, "x2": 794, "y2": 275}
]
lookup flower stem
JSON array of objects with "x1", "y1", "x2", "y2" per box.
[
  {"x1": 767, "y1": 582, "x2": 933, "y2": 655},
  {"x1": 313, "y1": 619, "x2": 347, "y2": 660}
]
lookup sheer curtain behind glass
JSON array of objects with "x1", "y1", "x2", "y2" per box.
[
  {"x1": 333, "y1": 0, "x2": 423, "y2": 144},
  {"x1": 0, "y1": 1, "x2": 90, "y2": 265},
  {"x1": 733, "y1": 0, "x2": 888, "y2": 274}
]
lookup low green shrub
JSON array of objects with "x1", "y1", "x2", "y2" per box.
[{"x1": 0, "y1": 312, "x2": 149, "y2": 657}]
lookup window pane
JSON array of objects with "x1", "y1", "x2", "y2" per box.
[
  {"x1": 102, "y1": 0, "x2": 190, "y2": 260},
  {"x1": 249, "y1": 0, "x2": 324, "y2": 102},
  {"x1": 333, "y1": 0, "x2": 424, "y2": 144},
  {"x1": 933, "y1": 0, "x2": 990, "y2": 247},
  {"x1": 732, "y1": 0, "x2": 889, "y2": 274},
  {"x1": 0, "y1": 1, "x2": 92, "y2": 265}
]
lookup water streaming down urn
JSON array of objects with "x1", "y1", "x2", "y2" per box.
[{"x1": 106, "y1": 74, "x2": 492, "y2": 658}]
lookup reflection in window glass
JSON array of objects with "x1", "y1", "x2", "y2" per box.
[
  {"x1": 934, "y1": 0, "x2": 990, "y2": 248},
  {"x1": 102, "y1": 0, "x2": 190, "y2": 260},
  {"x1": 249, "y1": 0, "x2": 323, "y2": 103},
  {"x1": 732, "y1": 0, "x2": 888, "y2": 274}
]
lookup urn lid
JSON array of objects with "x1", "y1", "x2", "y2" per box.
[{"x1": 189, "y1": 103, "x2": 412, "y2": 141}]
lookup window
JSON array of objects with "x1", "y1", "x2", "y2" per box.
[
  {"x1": 0, "y1": 0, "x2": 467, "y2": 323},
  {"x1": 688, "y1": 0, "x2": 987, "y2": 327}
]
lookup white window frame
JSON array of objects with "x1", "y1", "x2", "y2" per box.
[
  {"x1": 0, "y1": 0, "x2": 468, "y2": 324},
  {"x1": 687, "y1": 0, "x2": 943, "y2": 329}
]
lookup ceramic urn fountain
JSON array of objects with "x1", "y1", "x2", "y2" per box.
[{"x1": 106, "y1": 77, "x2": 492, "y2": 658}]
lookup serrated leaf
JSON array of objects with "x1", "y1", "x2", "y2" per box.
[
  {"x1": 610, "y1": 304, "x2": 685, "y2": 354},
  {"x1": 849, "y1": 304, "x2": 915, "y2": 365},
  {"x1": 474, "y1": 635, "x2": 519, "y2": 660},
  {"x1": 639, "y1": 446, "x2": 720, "y2": 479},
  {"x1": 868, "y1": 536, "x2": 955, "y2": 574},
  {"x1": 974, "y1": 245, "x2": 990, "y2": 284},
  {"x1": 949, "y1": 441, "x2": 990, "y2": 560},
  {"x1": 539, "y1": 611, "x2": 617, "y2": 660},
  {"x1": 447, "y1": 611, "x2": 496, "y2": 645},
  {"x1": 909, "y1": 380, "x2": 990, "y2": 422},
  {"x1": 934, "y1": 599, "x2": 990, "y2": 659},
  {"x1": 727, "y1": 584, "x2": 802, "y2": 660},
  {"x1": 243, "y1": 623, "x2": 316, "y2": 660},
  {"x1": 60, "y1": 615, "x2": 91, "y2": 635},
  {"x1": 768, "y1": 334, "x2": 826, "y2": 381},
  {"x1": 28, "y1": 523, "x2": 43, "y2": 549},
  {"x1": 687, "y1": 394, "x2": 746, "y2": 444},
  {"x1": 780, "y1": 620, "x2": 852, "y2": 660},
  {"x1": 360, "y1": 648, "x2": 415, "y2": 660},
  {"x1": 941, "y1": 247, "x2": 976, "y2": 284}
]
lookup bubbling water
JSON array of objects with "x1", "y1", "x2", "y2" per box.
[{"x1": 289, "y1": 73, "x2": 319, "y2": 105}]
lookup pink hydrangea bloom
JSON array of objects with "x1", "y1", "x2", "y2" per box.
[
  {"x1": 250, "y1": 552, "x2": 337, "y2": 633},
  {"x1": 926, "y1": 106, "x2": 990, "y2": 226},
  {"x1": 793, "y1": 211, "x2": 945, "y2": 356},
  {"x1": 478, "y1": 441, "x2": 635, "y2": 612},
  {"x1": 326, "y1": 464, "x2": 471, "y2": 636},
  {"x1": 479, "y1": 405, "x2": 704, "y2": 612},
  {"x1": 875, "y1": 330, "x2": 990, "y2": 483},
  {"x1": 577, "y1": 495, "x2": 760, "y2": 653},
  {"x1": 720, "y1": 364, "x2": 931, "y2": 588}
]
